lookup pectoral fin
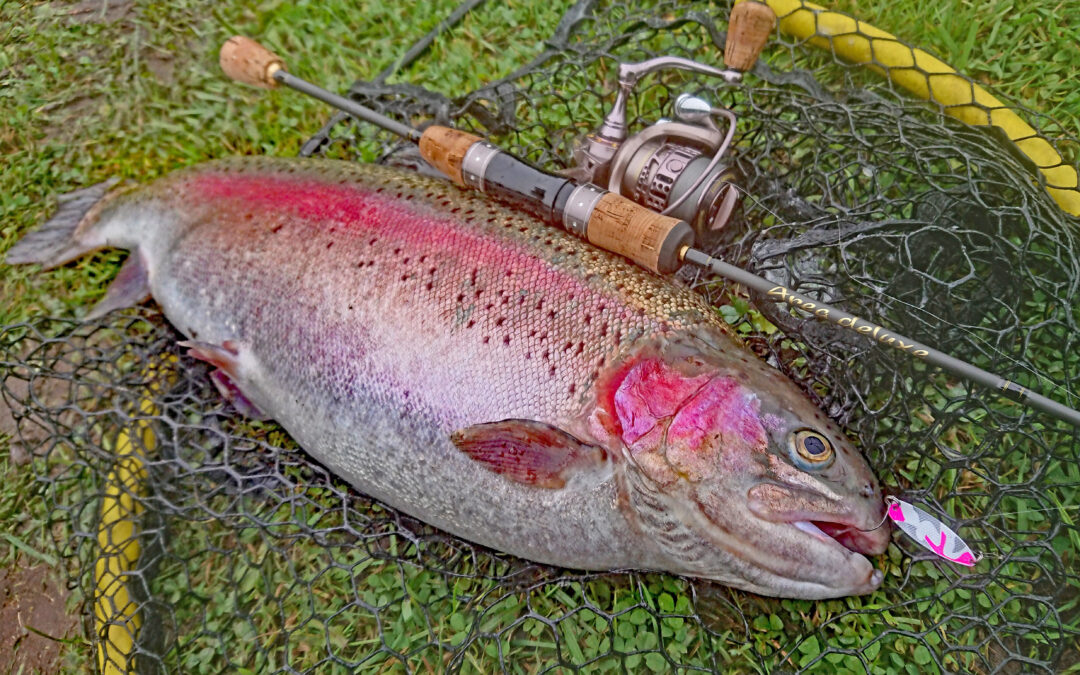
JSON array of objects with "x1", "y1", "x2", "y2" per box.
[
  {"x1": 451, "y1": 420, "x2": 606, "y2": 489},
  {"x1": 180, "y1": 340, "x2": 268, "y2": 420}
]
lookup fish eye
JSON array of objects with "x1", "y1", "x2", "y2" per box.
[{"x1": 792, "y1": 429, "x2": 834, "y2": 465}]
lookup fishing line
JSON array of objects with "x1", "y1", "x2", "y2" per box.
[{"x1": 724, "y1": 181, "x2": 1075, "y2": 406}]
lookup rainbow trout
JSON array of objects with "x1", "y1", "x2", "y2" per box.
[{"x1": 7, "y1": 157, "x2": 889, "y2": 599}]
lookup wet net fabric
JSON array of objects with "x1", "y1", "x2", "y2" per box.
[{"x1": 3, "y1": 0, "x2": 1078, "y2": 672}]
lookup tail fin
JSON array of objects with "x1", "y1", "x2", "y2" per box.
[{"x1": 5, "y1": 178, "x2": 121, "y2": 268}]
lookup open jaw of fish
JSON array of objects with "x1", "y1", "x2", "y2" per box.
[{"x1": 5, "y1": 157, "x2": 890, "y2": 599}]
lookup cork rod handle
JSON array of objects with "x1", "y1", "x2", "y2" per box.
[
  {"x1": 220, "y1": 36, "x2": 285, "y2": 89},
  {"x1": 587, "y1": 194, "x2": 693, "y2": 274},
  {"x1": 725, "y1": 1, "x2": 777, "y2": 72},
  {"x1": 418, "y1": 126, "x2": 484, "y2": 186}
]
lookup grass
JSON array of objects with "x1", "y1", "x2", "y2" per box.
[{"x1": 1, "y1": 0, "x2": 1078, "y2": 673}]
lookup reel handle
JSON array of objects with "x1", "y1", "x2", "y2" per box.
[
  {"x1": 220, "y1": 36, "x2": 285, "y2": 89},
  {"x1": 725, "y1": 1, "x2": 777, "y2": 72}
]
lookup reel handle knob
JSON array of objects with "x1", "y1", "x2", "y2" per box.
[
  {"x1": 220, "y1": 36, "x2": 285, "y2": 88},
  {"x1": 724, "y1": 1, "x2": 777, "y2": 72}
]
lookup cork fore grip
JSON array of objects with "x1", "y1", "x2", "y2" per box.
[
  {"x1": 587, "y1": 193, "x2": 692, "y2": 274},
  {"x1": 418, "y1": 126, "x2": 483, "y2": 185},
  {"x1": 725, "y1": 1, "x2": 777, "y2": 71},
  {"x1": 220, "y1": 36, "x2": 284, "y2": 88}
]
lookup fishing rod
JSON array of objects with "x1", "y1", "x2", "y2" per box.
[{"x1": 218, "y1": 10, "x2": 1080, "y2": 429}]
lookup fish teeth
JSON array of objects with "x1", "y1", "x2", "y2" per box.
[{"x1": 793, "y1": 520, "x2": 833, "y2": 543}]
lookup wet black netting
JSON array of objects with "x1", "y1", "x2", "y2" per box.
[{"x1": 3, "y1": 0, "x2": 1079, "y2": 672}]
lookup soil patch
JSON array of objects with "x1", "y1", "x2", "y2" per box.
[
  {"x1": 0, "y1": 558, "x2": 79, "y2": 674},
  {"x1": 64, "y1": 0, "x2": 134, "y2": 24}
]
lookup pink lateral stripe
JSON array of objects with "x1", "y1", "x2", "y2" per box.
[{"x1": 189, "y1": 172, "x2": 594, "y2": 297}]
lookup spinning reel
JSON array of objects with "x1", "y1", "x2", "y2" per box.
[{"x1": 569, "y1": 1, "x2": 777, "y2": 244}]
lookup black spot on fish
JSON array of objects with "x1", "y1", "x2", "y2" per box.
[
  {"x1": 483, "y1": 336, "x2": 490, "y2": 344},
  {"x1": 503, "y1": 335, "x2": 511, "y2": 346},
  {"x1": 271, "y1": 224, "x2": 283, "y2": 233},
  {"x1": 326, "y1": 242, "x2": 334, "y2": 249}
]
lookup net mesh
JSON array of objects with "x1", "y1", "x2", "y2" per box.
[{"x1": 3, "y1": 0, "x2": 1078, "y2": 672}]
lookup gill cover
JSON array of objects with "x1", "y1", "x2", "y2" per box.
[{"x1": 601, "y1": 335, "x2": 889, "y2": 598}]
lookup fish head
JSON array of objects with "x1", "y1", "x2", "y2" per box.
[{"x1": 603, "y1": 337, "x2": 890, "y2": 599}]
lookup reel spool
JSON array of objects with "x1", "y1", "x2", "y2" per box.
[
  {"x1": 570, "y1": 1, "x2": 776, "y2": 245},
  {"x1": 606, "y1": 95, "x2": 741, "y2": 242}
]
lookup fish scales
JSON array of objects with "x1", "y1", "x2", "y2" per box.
[
  {"x1": 7, "y1": 157, "x2": 891, "y2": 598},
  {"x1": 163, "y1": 160, "x2": 717, "y2": 427}
]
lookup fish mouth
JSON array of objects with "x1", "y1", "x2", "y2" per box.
[
  {"x1": 747, "y1": 484, "x2": 891, "y2": 557},
  {"x1": 788, "y1": 518, "x2": 889, "y2": 556},
  {"x1": 732, "y1": 486, "x2": 889, "y2": 597}
]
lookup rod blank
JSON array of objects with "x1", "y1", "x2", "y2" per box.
[{"x1": 683, "y1": 248, "x2": 1080, "y2": 428}]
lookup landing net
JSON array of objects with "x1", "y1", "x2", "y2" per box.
[{"x1": 2, "y1": 0, "x2": 1077, "y2": 672}]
